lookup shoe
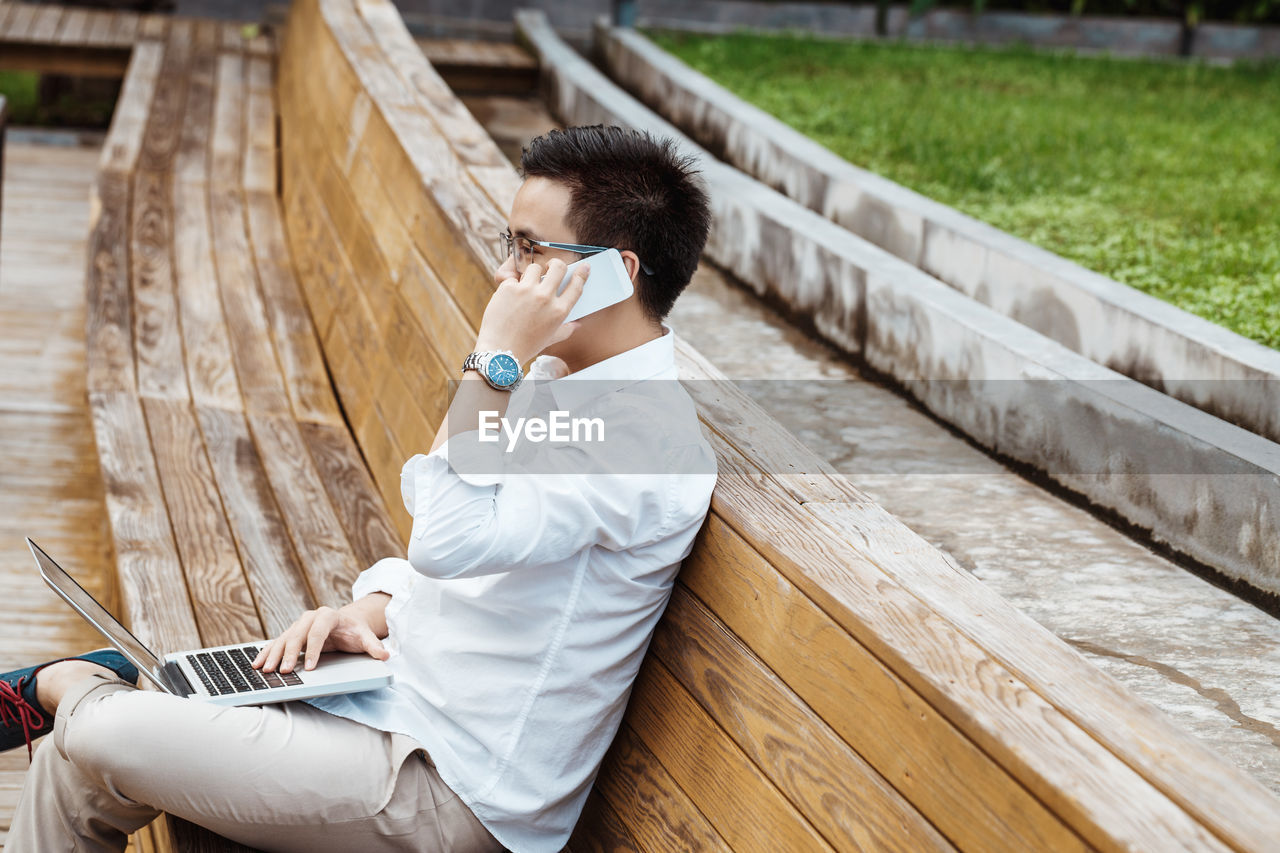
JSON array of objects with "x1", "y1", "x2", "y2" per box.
[{"x1": 0, "y1": 649, "x2": 139, "y2": 760}]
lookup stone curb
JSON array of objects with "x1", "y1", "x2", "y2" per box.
[
  {"x1": 515, "y1": 9, "x2": 1280, "y2": 596},
  {"x1": 598, "y1": 23, "x2": 1280, "y2": 450}
]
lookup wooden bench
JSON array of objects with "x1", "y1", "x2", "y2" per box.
[
  {"x1": 0, "y1": 3, "x2": 267, "y2": 77},
  {"x1": 82, "y1": 14, "x2": 400, "y2": 851},
  {"x1": 1, "y1": 93, "x2": 6, "y2": 264},
  {"x1": 82, "y1": 0, "x2": 1280, "y2": 850}
]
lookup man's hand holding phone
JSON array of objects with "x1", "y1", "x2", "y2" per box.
[{"x1": 476, "y1": 257, "x2": 589, "y2": 364}]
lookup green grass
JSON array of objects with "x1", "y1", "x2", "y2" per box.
[
  {"x1": 647, "y1": 31, "x2": 1280, "y2": 350},
  {"x1": 0, "y1": 71, "x2": 40, "y2": 123},
  {"x1": 0, "y1": 70, "x2": 118, "y2": 127}
]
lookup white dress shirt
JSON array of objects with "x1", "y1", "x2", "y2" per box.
[{"x1": 305, "y1": 324, "x2": 717, "y2": 852}]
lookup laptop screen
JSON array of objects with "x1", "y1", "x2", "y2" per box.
[{"x1": 27, "y1": 538, "x2": 175, "y2": 693}]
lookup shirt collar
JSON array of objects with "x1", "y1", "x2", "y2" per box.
[{"x1": 529, "y1": 322, "x2": 677, "y2": 412}]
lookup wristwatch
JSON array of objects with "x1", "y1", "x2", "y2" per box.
[{"x1": 462, "y1": 350, "x2": 523, "y2": 392}]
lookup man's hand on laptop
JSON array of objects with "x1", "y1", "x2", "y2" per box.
[{"x1": 252, "y1": 593, "x2": 393, "y2": 675}]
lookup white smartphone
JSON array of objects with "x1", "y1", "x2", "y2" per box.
[{"x1": 554, "y1": 248, "x2": 635, "y2": 323}]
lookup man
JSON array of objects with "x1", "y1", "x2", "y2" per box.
[{"x1": 0, "y1": 125, "x2": 716, "y2": 852}]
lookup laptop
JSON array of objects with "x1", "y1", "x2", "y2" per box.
[{"x1": 27, "y1": 538, "x2": 394, "y2": 706}]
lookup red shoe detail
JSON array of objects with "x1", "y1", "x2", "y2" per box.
[{"x1": 0, "y1": 676, "x2": 47, "y2": 762}]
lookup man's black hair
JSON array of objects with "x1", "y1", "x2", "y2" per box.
[{"x1": 518, "y1": 125, "x2": 712, "y2": 322}]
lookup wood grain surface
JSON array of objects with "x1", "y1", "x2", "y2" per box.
[
  {"x1": 652, "y1": 584, "x2": 956, "y2": 853},
  {"x1": 273, "y1": 3, "x2": 1273, "y2": 852},
  {"x1": 68, "y1": 0, "x2": 1280, "y2": 850},
  {"x1": 0, "y1": 141, "x2": 167, "y2": 850}
]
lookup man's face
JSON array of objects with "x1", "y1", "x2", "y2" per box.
[
  {"x1": 500, "y1": 176, "x2": 581, "y2": 280},
  {"x1": 497, "y1": 177, "x2": 594, "y2": 363}
]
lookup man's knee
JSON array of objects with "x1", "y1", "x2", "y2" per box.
[{"x1": 58, "y1": 681, "x2": 154, "y2": 786}]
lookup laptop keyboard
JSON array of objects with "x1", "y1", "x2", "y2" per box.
[{"x1": 185, "y1": 646, "x2": 304, "y2": 696}]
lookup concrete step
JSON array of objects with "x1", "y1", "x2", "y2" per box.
[{"x1": 415, "y1": 36, "x2": 537, "y2": 96}]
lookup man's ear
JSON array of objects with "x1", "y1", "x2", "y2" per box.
[{"x1": 618, "y1": 250, "x2": 642, "y2": 283}]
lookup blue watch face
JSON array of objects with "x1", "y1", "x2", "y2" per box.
[{"x1": 485, "y1": 353, "x2": 521, "y2": 387}]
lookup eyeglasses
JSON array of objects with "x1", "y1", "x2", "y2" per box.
[{"x1": 499, "y1": 230, "x2": 655, "y2": 277}]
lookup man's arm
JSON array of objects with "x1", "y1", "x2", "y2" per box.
[
  {"x1": 253, "y1": 259, "x2": 587, "y2": 673},
  {"x1": 429, "y1": 257, "x2": 588, "y2": 453}
]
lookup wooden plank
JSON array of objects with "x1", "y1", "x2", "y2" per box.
[
  {"x1": 295, "y1": 75, "x2": 477, "y2": 380},
  {"x1": 308, "y1": 0, "x2": 502, "y2": 306},
  {"x1": 318, "y1": 325, "x2": 411, "y2": 543},
  {"x1": 805, "y1": 494, "x2": 1280, "y2": 853},
  {"x1": 343, "y1": 145, "x2": 411, "y2": 284},
  {"x1": 194, "y1": 406, "x2": 313, "y2": 639},
  {"x1": 625, "y1": 656, "x2": 836, "y2": 853},
  {"x1": 0, "y1": 43, "x2": 129, "y2": 78},
  {"x1": 172, "y1": 23, "x2": 241, "y2": 412},
  {"x1": 298, "y1": 421, "x2": 407, "y2": 564},
  {"x1": 247, "y1": 413, "x2": 364, "y2": 609},
  {"x1": 242, "y1": 56, "x2": 275, "y2": 195},
  {"x1": 0, "y1": 141, "x2": 127, "y2": 839},
  {"x1": 88, "y1": 391, "x2": 201, "y2": 651},
  {"x1": 208, "y1": 50, "x2": 243, "y2": 188},
  {"x1": 131, "y1": 33, "x2": 191, "y2": 400},
  {"x1": 396, "y1": 247, "x2": 476, "y2": 372},
  {"x1": 653, "y1": 585, "x2": 955, "y2": 853},
  {"x1": 208, "y1": 53, "x2": 291, "y2": 417},
  {"x1": 58, "y1": 8, "x2": 91, "y2": 45},
  {"x1": 355, "y1": 108, "x2": 494, "y2": 332},
  {"x1": 247, "y1": 33, "x2": 273, "y2": 57},
  {"x1": 173, "y1": 173, "x2": 241, "y2": 410},
  {"x1": 3, "y1": 4, "x2": 37, "y2": 41},
  {"x1": 382, "y1": 292, "x2": 451, "y2": 428},
  {"x1": 677, "y1": 512, "x2": 1086, "y2": 852},
  {"x1": 172, "y1": 19, "x2": 212, "y2": 187},
  {"x1": 299, "y1": 141, "x2": 445, "y2": 445},
  {"x1": 138, "y1": 12, "x2": 167, "y2": 42},
  {"x1": 141, "y1": 397, "x2": 261, "y2": 646},
  {"x1": 244, "y1": 192, "x2": 344, "y2": 425},
  {"x1": 26, "y1": 4, "x2": 63, "y2": 43},
  {"x1": 595, "y1": 725, "x2": 731, "y2": 853},
  {"x1": 415, "y1": 37, "x2": 537, "y2": 72},
  {"x1": 466, "y1": 163, "x2": 521, "y2": 217},
  {"x1": 132, "y1": 168, "x2": 189, "y2": 399},
  {"x1": 356, "y1": 0, "x2": 510, "y2": 170},
  {"x1": 101, "y1": 40, "x2": 164, "y2": 177},
  {"x1": 84, "y1": 9, "x2": 115, "y2": 48},
  {"x1": 700, "y1": 429, "x2": 1232, "y2": 852},
  {"x1": 567, "y1": 790, "x2": 642, "y2": 853},
  {"x1": 220, "y1": 21, "x2": 244, "y2": 52},
  {"x1": 110, "y1": 10, "x2": 140, "y2": 47},
  {"x1": 84, "y1": 173, "x2": 135, "y2": 395},
  {"x1": 280, "y1": 170, "x2": 337, "y2": 347},
  {"x1": 678, "y1": 334, "x2": 1280, "y2": 849}
]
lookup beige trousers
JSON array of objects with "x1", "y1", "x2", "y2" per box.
[{"x1": 8, "y1": 674, "x2": 504, "y2": 853}]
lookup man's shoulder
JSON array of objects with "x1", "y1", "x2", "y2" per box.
[{"x1": 598, "y1": 381, "x2": 706, "y2": 448}]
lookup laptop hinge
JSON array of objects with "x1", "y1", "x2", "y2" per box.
[{"x1": 162, "y1": 659, "x2": 195, "y2": 698}]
